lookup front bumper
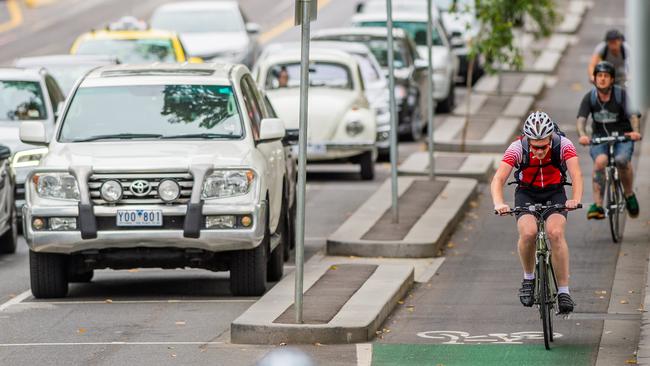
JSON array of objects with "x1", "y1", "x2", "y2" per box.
[
  {"x1": 293, "y1": 141, "x2": 376, "y2": 161},
  {"x1": 23, "y1": 201, "x2": 267, "y2": 254}
]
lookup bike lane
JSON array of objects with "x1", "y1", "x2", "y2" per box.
[{"x1": 371, "y1": 0, "x2": 638, "y2": 364}]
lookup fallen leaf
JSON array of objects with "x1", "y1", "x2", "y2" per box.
[
  {"x1": 447, "y1": 242, "x2": 455, "y2": 249},
  {"x1": 576, "y1": 323, "x2": 581, "y2": 326},
  {"x1": 625, "y1": 359, "x2": 637, "y2": 364},
  {"x1": 313, "y1": 342, "x2": 322, "y2": 347},
  {"x1": 599, "y1": 296, "x2": 605, "y2": 299},
  {"x1": 127, "y1": 268, "x2": 139, "y2": 273},
  {"x1": 629, "y1": 290, "x2": 636, "y2": 294},
  {"x1": 621, "y1": 300, "x2": 629, "y2": 304},
  {"x1": 376, "y1": 331, "x2": 383, "y2": 335},
  {"x1": 605, "y1": 331, "x2": 613, "y2": 334},
  {"x1": 469, "y1": 200, "x2": 479, "y2": 208},
  {"x1": 397, "y1": 300, "x2": 404, "y2": 305},
  {"x1": 279, "y1": 342, "x2": 287, "y2": 346},
  {"x1": 330, "y1": 265, "x2": 338, "y2": 270},
  {"x1": 105, "y1": 299, "x2": 113, "y2": 304},
  {"x1": 77, "y1": 328, "x2": 87, "y2": 335},
  {"x1": 595, "y1": 290, "x2": 607, "y2": 295},
  {"x1": 349, "y1": 256, "x2": 357, "y2": 259},
  {"x1": 171, "y1": 353, "x2": 177, "y2": 358},
  {"x1": 175, "y1": 321, "x2": 186, "y2": 326}
]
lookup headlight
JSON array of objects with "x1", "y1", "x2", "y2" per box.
[
  {"x1": 100, "y1": 180, "x2": 122, "y2": 203},
  {"x1": 202, "y1": 170, "x2": 255, "y2": 199},
  {"x1": 33, "y1": 173, "x2": 80, "y2": 201},
  {"x1": 345, "y1": 120, "x2": 364, "y2": 136},
  {"x1": 158, "y1": 179, "x2": 181, "y2": 202},
  {"x1": 12, "y1": 148, "x2": 48, "y2": 172}
]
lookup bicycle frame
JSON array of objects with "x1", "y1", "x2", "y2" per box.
[{"x1": 534, "y1": 219, "x2": 558, "y2": 307}]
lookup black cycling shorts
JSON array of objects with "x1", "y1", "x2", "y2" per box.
[{"x1": 514, "y1": 187, "x2": 568, "y2": 221}]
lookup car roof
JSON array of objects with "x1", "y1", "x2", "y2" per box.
[
  {"x1": 0, "y1": 67, "x2": 45, "y2": 81},
  {"x1": 312, "y1": 27, "x2": 408, "y2": 40},
  {"x1": 352, "y1": 11, "x2": 440, "y2": 23},
  {"x1": 14, "y1": 54, "x2": 119, "y2": 67},
  {"x1": 154, "y1": 0, "x2": 239, "y2": 11},
  {"x1": 81, "y1": 63, "x2": 237, "y2": 86}
]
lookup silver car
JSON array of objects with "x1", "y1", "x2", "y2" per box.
[{"x1": 150, "y1": 1, "x2": 261, "y2": 67}]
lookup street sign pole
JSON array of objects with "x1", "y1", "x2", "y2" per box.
[
  {"x1": 294, "y1": 0, "x2": 315, "y2": 324},
  {"x1": 386, "y1": 0, "x2": 399, "y2": 223},
  {"x1": 426, "y1": 0, "x2": 435, "y2": 178}
]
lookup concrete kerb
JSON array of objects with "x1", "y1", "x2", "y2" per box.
[
  {"x1": 326, "y1": 176, "x2": 478, "y2": 258},
  {"x1": 398, "y1": 151, "x2": 495, "y2": 182},
  {"x1": 230, "y1": 263, "x2": 414, "y2": 344}
]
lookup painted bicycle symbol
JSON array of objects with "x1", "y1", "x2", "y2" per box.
[{"x1": 416, "y1": 331, "x2": 563, "y2": 344}]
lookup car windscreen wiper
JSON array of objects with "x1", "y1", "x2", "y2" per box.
[
  {"x1": 160, "y1": 133, "x2": 237, "y2": 139},
  {"x1": 71, "y1": 133, "x2": 163, "y2": 142}
]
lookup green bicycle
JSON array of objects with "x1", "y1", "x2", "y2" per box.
[{"x1": 497, "y1": 203, "x2": 582, "y2": 350}]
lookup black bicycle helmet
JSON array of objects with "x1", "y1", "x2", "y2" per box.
[
  {"x1": 593, "y1": 61, "x2": 616, "y2": 79},
  {"x1": 604, "y1": 29, "x2": 624, "y2": 42}
]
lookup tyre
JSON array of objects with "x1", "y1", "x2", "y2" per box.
[
  {"x1": 607, "y1": 173, "x2": 624, "y2": 243},
  {"x1": 359, "y1": 151, "x2": 375, "y2": 181},
  {"x1": 0, "y1": 205, "x2": 17, "y2": 254},
  {"x1": 268, "y1": 200, "x2": 287, "y2": 282},
  {"x1": 230, "y1": 221, "x2": 268, "y2": 296},
  {"x1": 538, "y1": 254, "x2": 552, "y2": 350},
  {"x1": 30, "y1": 250, "x2": 69, "y2": 298},
  {"x1": 409, "y1": 101, "x2": 423, "y2": 141},
  {"x1": 284, "y1": 193, "x2": 296, "y2": 262},
  {"x1": 437, "y1": 82, "x2": 455, "y2": 113}
]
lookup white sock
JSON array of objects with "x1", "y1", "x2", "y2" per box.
[
  {"x1": 524, "y1": 272, "x2": 535, "y2": 280},
  {"x1": 558, "y1": 286, "x2": 570, "y2": 295}
]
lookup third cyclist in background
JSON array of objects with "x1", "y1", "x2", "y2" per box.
[{"x1": 576, "y1": 61, "x2": 642, "y2": 220}]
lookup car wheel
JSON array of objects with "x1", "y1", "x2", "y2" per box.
[
  {"x1": 0, "y1": 205, "x2": 18, "y2": 254},
  {"x1": 409, "y1": 101, "x2": 424, "y2": 141},
  {"x1": 230, "y1": 217, "x2": 268, "y2": 296},
  {"x1": 283, "y1": 192, "x2": 296, "y2": 262},
  {"x1": 437, "y1": 82, "x2": 455, "y2": 113},
  {"x1": 359, "y1": 151, "x2": 375, "y2": 181},
  {"x1": 30, "y1": 250, "x2": 69, "y2": 298},
  {"x1": 268, "y1": 199, "x2": 286, "y2": 282}
]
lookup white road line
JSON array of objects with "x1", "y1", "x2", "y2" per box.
[
  {"x1": 0, "y1": 341, "x2": 224, "y2": 347},
  {"x1": 17, "y1": 299, "x2": 258, "y2": 305},
  {"x1": 0, "y1": 290, "x2": 32, "y2": 312},
  {"x1": 356, "y1": 343, "x2": 372, "y2": 366}
]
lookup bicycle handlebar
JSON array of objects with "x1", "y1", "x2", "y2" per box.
[
  {"x1": 591, "y1": 135, "x2": 631, "y2": 145},
  {"x1": 494, "y1": 203, "x2": 582, "y2": 216}
]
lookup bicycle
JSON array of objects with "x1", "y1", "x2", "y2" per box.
[
  {"x1": 591, "y1": 133, "x2": 631, "y2": 243},
  {"x1": 495, "y1": 203, "x2": 582, "y2": 350}
]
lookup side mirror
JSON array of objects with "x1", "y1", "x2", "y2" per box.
[
  {"x1": 19, "y1": 121, "x2": 49, "y2": 146},
  {"x1": 0, "y1": 144, "x2": 10, "y2": 160},
  {"x1": 282, "y1": 128, "x2": 299, "y2": 146},
  {"x1": 188, "y1": 56, "x2": 204, "y2": 63},
  {"x1": 246, "y1": 23, "x2": 261, "y2": 35},
  {"x1": 54, "y1": 101, "x2": 65, "y2": 119},
  {"x1": 258, "y1": 118, "x2": 285, "y2": 143},
  {"x1": 450, "y1": 32, "x2": 465, "y2": 48},
  {"x1": 414, "y1": 58, "x2": 428, "y2": 70},
  {"x1": 356, "y1": 2, "x2": 364, "y2": 13}
]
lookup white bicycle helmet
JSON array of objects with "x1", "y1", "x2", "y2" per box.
[{"x1": 523, "y1": 111, "x2": 554, "y2": 139}]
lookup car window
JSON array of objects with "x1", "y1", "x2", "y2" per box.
[
  {"x1": 59, "y1": 84, "x2": 243, "y2": 142},
  {"x1": 265, "y1": 62, "x2": 353, "y2": 90},
  {"x1": 0, "y1": 80, "x2": 48, "y2": 121},
  {"x1": 357, "y1": 21, "x2": 444, "y2": 47},
  {"x1": 262, "y1": 95, "x2": 278, "y2": 119},
  {"x1": 75, "y1": 38, "x2": 177, "y2": 63},
  {"x1": 151, "y1": 9, "x2": 245, "y2": 33},
  {"x1": 351, "y1": 53, "x2": 381, "y2": 84},
  {"x1": 240, "y1": 76, "x2": 263, "y2": 139}
]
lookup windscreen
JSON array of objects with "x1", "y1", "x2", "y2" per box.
[{"x1": 75, "y1": 39, "x2": 177, "y2": 63}]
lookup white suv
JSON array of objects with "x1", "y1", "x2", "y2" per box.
[{"x1": 20, "y1": 63, "x2": 291, "y2": 298}]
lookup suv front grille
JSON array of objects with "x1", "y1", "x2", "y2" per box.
[{"x1": 88, "y1": 173, "x2": 194, "y2": 205}]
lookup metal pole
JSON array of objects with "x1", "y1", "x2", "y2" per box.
[
  {"x1": 294, "y1": 0, "x2": 311, "y2": 324},
  {"x1": 386, "y1": 0, "x2": 399, "y2": 222},
  {"x1": 426, "y1": 0, "x2": 435, "y2": 178}
]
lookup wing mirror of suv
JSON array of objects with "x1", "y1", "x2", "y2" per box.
[
  {"x1": 0, "y1": 144, "x2": 10, "y2": 160},
  {"x1": 356, "y1": 2, "x2": 364, "y2": 13},
  {"x1": 282, "y1": 128, "x2": 299, "y2": 146},
  {"x1": 414, "y1": 58, "x2": 428, "y2": 71},
  {"x1": 19, "y1": 121, "x2": 49, "y2": 146},
  {"x1": 246, "y1": 23, "x2": 261, "y2": 35},
  {"x1": 450, "y1": 32, "x2": 465, "y2": 48},
  {"x1": 258, "y1": 118, "x2": 286, "y2": 143}
]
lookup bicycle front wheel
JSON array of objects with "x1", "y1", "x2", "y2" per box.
[
  {"x1": 538, "y1": 254, "x2": 552, "y2": 350},
  {"x1": 607, "y1": 174, "x2": 624, "y2": 243}
]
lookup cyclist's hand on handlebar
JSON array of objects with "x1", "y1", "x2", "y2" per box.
[
  {"x1": 565, "y1": 200, "x2": 580, "y2": 209},
  {"x1": 578, "y1": 135, "x2": 590, "y2": 146},
  {"x1": 625, "y1": 132, "x2": 642, "y2": 141},
  {"x1": 494, "y1": 203, "x2": 510, "y2": 215}
]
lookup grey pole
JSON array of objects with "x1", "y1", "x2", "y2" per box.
[
  {"x1": 426, "y1": 0, "x2": 435, "y2": 178},
  {"x1": 386, "y1": 0, "x2": 399, "y2": 222},
  {"x1": 294, "y1": 0, "x2": 312, "y2": 324}
]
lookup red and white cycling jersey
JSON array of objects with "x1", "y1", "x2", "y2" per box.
[{"x1": 502, "y1": 136, "x2": 578, "y2": 188}]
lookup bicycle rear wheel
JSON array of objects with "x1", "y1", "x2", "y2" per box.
[
  {"x1": 607, "y1": 174, "x2": 624, "y2": 243},
  {"x1": 538, "y1": 254, "x2": 552, "y2": 350}
]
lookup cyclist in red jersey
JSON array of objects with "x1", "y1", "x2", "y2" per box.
[{"x1": 491, "y1": 111, "x2": 584, "y2": 314}]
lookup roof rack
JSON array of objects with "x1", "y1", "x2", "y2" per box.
[{"x1": 100, "y1": 69, "x2": 216, "y2": 78}]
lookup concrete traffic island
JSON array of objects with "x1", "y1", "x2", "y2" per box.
[
  {"x1": 398, "y1": 151, "x2": 495, "y2": 182},
  {"x1": 432, "y1": 115, "x2": 522, "y2": 153},
  {"x1": 230, "y1": 263, "x2": 413, "y2": 344},
  {"x1": 473, "y1": 73, "x2": 546, "y2": 97},
  {"x1": 326, "y1": 176, "x2": 477, "y2": 258},
  {"x1": 452, "y1": 93, "x2": 535, "y2": 118}
]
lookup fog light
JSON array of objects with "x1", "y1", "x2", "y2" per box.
[
  {"x1": 32, "y1": 217, "x2": 45, "y2": 230},
  {"x1": 205, "y1": 215, "x2": 236, "y2": 229},
  {"x1": 49, "y1": 217, "x2": 77, "y2": 231},
  {"x1": 158, "y1": 179, "x2": 181, "y2": 202},
  {"x1": 240, "y1": 215, "x2": 252, "y2": 228},
  {"x1": 100, "y1": 180, "x2": 123, "y2": 202}
]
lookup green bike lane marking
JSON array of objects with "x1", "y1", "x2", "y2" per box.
[{"x1": 371, "y1": 344, "x2": 592, "y2": 366}]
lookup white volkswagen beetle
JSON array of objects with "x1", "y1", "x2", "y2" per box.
[{"x1": 254, "y1": 48, "x2": 377, "y2": 180}]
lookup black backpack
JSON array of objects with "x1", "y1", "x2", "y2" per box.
[
  {"x1": 600, "y1": 44, "x2": 626, "y2": 62},
  {"x1": 590, "y1": 85, "x2": 623, "y2": 110},
  {"x1": 509, "y1": 124, "x2": 570, "y2": 188}
]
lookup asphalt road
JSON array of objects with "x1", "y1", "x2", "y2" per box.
[{"x1": 0, "y1": 0, "x2": 642, "y2": 365}]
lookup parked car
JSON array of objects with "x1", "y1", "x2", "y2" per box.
[
  {"x1": 254, "y1": 48, "x2": 377, "y2": 180},
  {"x1": 256, "y1": 41, "x2": 391, "y2": 156},
  {"x1": 0, "y1": 144, "x2": 17, "y2": 254},
  {"x1": 20, "y1": 63, "x2": 290, "y2": 298},
  {"x1": 351, "y1": 10, "x2": 458, "y2": 113},
  {"x1": 312, "y1": 27, "x2": 425, "y2": 140},
  {"x1": 150, "y1": 1, "x2": 260, "y2": 67},
  {"x1": 71, "y1": 16, "x2": 201, "y2": 64},
  {"x1": 0, "y1": 67, "x2": 64, "y2": 231},
  {"x1": 14, "y1": 54, "x2": 119, "y2": 96}
]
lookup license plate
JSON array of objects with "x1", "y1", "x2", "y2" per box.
[
  {"x1": 307, "y1": 143, "x2": 327, "y2": 156},
  {"x1": 116, "y1": 209, "x2": 163, "y2": 227}
]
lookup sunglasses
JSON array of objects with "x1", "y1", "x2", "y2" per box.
[{"x1": 529, "y1": 142, "x2": 551, "y2": 150}]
